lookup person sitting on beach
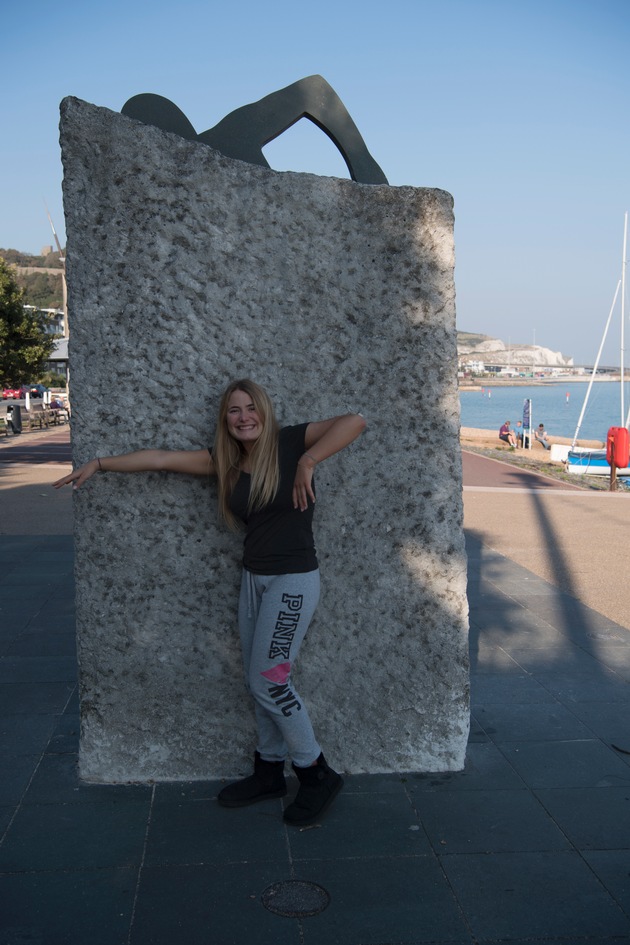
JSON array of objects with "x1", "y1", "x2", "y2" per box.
[
  {"x1": 535, "y1": 423, "x2": 551, "y2": 450},
  {"x1": 499, "y1": 420, "x2": 516, "y2": 447}
]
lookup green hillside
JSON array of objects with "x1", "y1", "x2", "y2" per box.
[
  {"x1": 457, "y1": 331, "x2": 493, "y2": 347},
  {"x1": 0, "y1": 248, "x2": 64, "y2": 309}
]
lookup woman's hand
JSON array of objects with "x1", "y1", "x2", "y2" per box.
[
  {"x1": 52, "y1": 449, "x2": 213, "y2": 491},
  {"x1": 292, "y1": 456, "x2": 316, "y2": 512},
  {"x1": 291, "y1": 414, "x2": 366, "y2": 511},
  {"x1": 53, "y1": 459, "x2": 100, "y2": 491}
]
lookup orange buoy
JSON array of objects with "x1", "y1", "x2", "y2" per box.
[{"x1": 606, "y1": 427, "x2": 630, "y2": 468}]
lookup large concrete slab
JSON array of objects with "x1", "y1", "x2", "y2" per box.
[{"x1": 60, "y1": 97, "x2": 469, "y2": 781}]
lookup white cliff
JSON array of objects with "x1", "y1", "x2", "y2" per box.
[{"x1": 458, "y1": 335, "x2": 573, "y2": 368}]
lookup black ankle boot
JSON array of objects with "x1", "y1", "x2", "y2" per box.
[
  {"x1": 217, "y1": 752, "x2": 287, "y2": 808},
  {"x1": 283, "y1": 753, "x2": 343, "y2": 826}
]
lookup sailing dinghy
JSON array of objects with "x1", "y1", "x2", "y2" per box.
[{"x1": 567, "y1": 213, "x2": 630, "y2": 477}]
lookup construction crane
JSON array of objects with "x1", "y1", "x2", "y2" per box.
[{"x1": 44, "y1": 202, "x2": 68, "y2": 337}]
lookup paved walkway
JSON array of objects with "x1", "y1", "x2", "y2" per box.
[
  {"x1": 0, "y1": 430, "x2": 629, "y2": 943},
  {"x1": 463, "y1": 450, "x2": 630, "y2": 629}
]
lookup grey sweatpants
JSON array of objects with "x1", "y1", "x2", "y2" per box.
[{"x1": 238, "y1": 568, "x2": 321, "y2": 767}]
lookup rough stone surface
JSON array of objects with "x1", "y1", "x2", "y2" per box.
[{"x1": 60, "y1": 96, "x2": 469, "y2": 782}]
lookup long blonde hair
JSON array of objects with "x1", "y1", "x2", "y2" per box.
[{"x1": 213, "y1": 379, "x2": 280, "y2": 529}]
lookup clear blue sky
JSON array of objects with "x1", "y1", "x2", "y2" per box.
[{"x1": 1, "y1": 0, "x2": 628, "y2": 364}]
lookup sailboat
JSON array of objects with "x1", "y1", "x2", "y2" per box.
[{"x1": 567, "y1": 213, "x2": 630, "y2": 477}]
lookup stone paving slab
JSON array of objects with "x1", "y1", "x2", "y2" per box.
[
  {"x1": 0, "y1": 532, "x2": 629, "y2": 943},
  {"x1": 1, "y1": 442, "x2": 629, "y2": 942}
]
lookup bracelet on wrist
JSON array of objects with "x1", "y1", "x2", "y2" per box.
[{"x1": 96, "y1": 457, "x2": 103, "y2": 471}]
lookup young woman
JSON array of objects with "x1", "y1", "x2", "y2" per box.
[{"x1": 54, "y1": 379, "x2": 366, "y2": 826}]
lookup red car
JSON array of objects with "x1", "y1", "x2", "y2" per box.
[
  {"x1": 2, "y1": 387, "x2": 20, "y2": 400},
  {"x1": 17, "y1": 383, "x2": 49, "y2": 399}
]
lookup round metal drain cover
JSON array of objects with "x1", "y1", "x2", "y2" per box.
[{"x1": 261, "y1": 880, "x2": 330, "y2": 917}]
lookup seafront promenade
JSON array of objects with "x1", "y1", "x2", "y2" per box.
[
  {"x1": 1, "y1": 425, "x2": 629, "y2": 943},
  {"x1": 463, "y1": 448, "x2": 630, "y2": 629}
]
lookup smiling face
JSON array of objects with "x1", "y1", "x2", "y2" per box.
[{"x1": 225, "y1": 388, "x2": 263, "y2": 451}]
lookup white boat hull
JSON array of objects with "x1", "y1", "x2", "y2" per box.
[{"x1": 566, "y1": 448, "x2": 630, "y2": 477}]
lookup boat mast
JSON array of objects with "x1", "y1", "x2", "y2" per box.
[
  {"x1": 571, "y1": 281, "x2": 620, "y2": 449},
  {"x1": 621, "y1": 211, "x2": 629, "y2": 428}
]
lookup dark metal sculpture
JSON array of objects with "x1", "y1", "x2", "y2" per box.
[{"x1": 122, "y1": 75, "x2": 388, "y2": 185}]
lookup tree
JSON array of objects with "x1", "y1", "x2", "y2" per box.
[
  {"x1": 23, "y1": 270, "x2": 63, "y2": 308},
  {"x1": 0, "y1": 257, "x2": 56, "y2": 386}
]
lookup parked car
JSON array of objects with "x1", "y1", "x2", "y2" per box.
[
  {"x1": 2, "y1": 387, "x2": 20, "y2": 400},
  {"x1": 17, "y1": 383, "x2": 49, "y2": 399}
]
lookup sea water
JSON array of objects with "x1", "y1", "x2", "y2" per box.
[{"x1": 459, "y1": 381, "x2": 630, "y2": 442}]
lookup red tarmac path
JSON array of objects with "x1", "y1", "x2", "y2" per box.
[
  {"x1": 1, "y1": 428, "x2": 628, "y2": 629},
  {"x1": 462, "y1": 449, "x2": 583, "y2": 492}
]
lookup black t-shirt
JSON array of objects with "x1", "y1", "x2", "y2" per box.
[{"x1": 229, "y1": 424, "x2": 318, "y2": 575}]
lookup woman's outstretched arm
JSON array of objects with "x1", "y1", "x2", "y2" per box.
[
  {"x1": 293, "y1": 413, "x2": 366, "y2": 511},
  {"x1": 53, "y1": 448, "x2": 214, "y2": 491}
]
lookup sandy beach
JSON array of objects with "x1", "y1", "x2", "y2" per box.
[
  {"x1": 459, "y1": 376, "x2": 621, "y2": 391},
  {"x1": 460, "y1": 426, "x2": 603, "y2": 451}
]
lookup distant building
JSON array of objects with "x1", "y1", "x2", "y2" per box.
[
  {"x1": 45, "y1": 336, "x2": 69, "y2": 382},
  {"x1": 24, "y1": 305, "x2": 65, "y2": 336},
  {"x1": 459, "y1": 358, "x2": 485, "y2": 374},
  {"x1": 23, "y1": 305, "x2": 68, "y2": 381}
]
